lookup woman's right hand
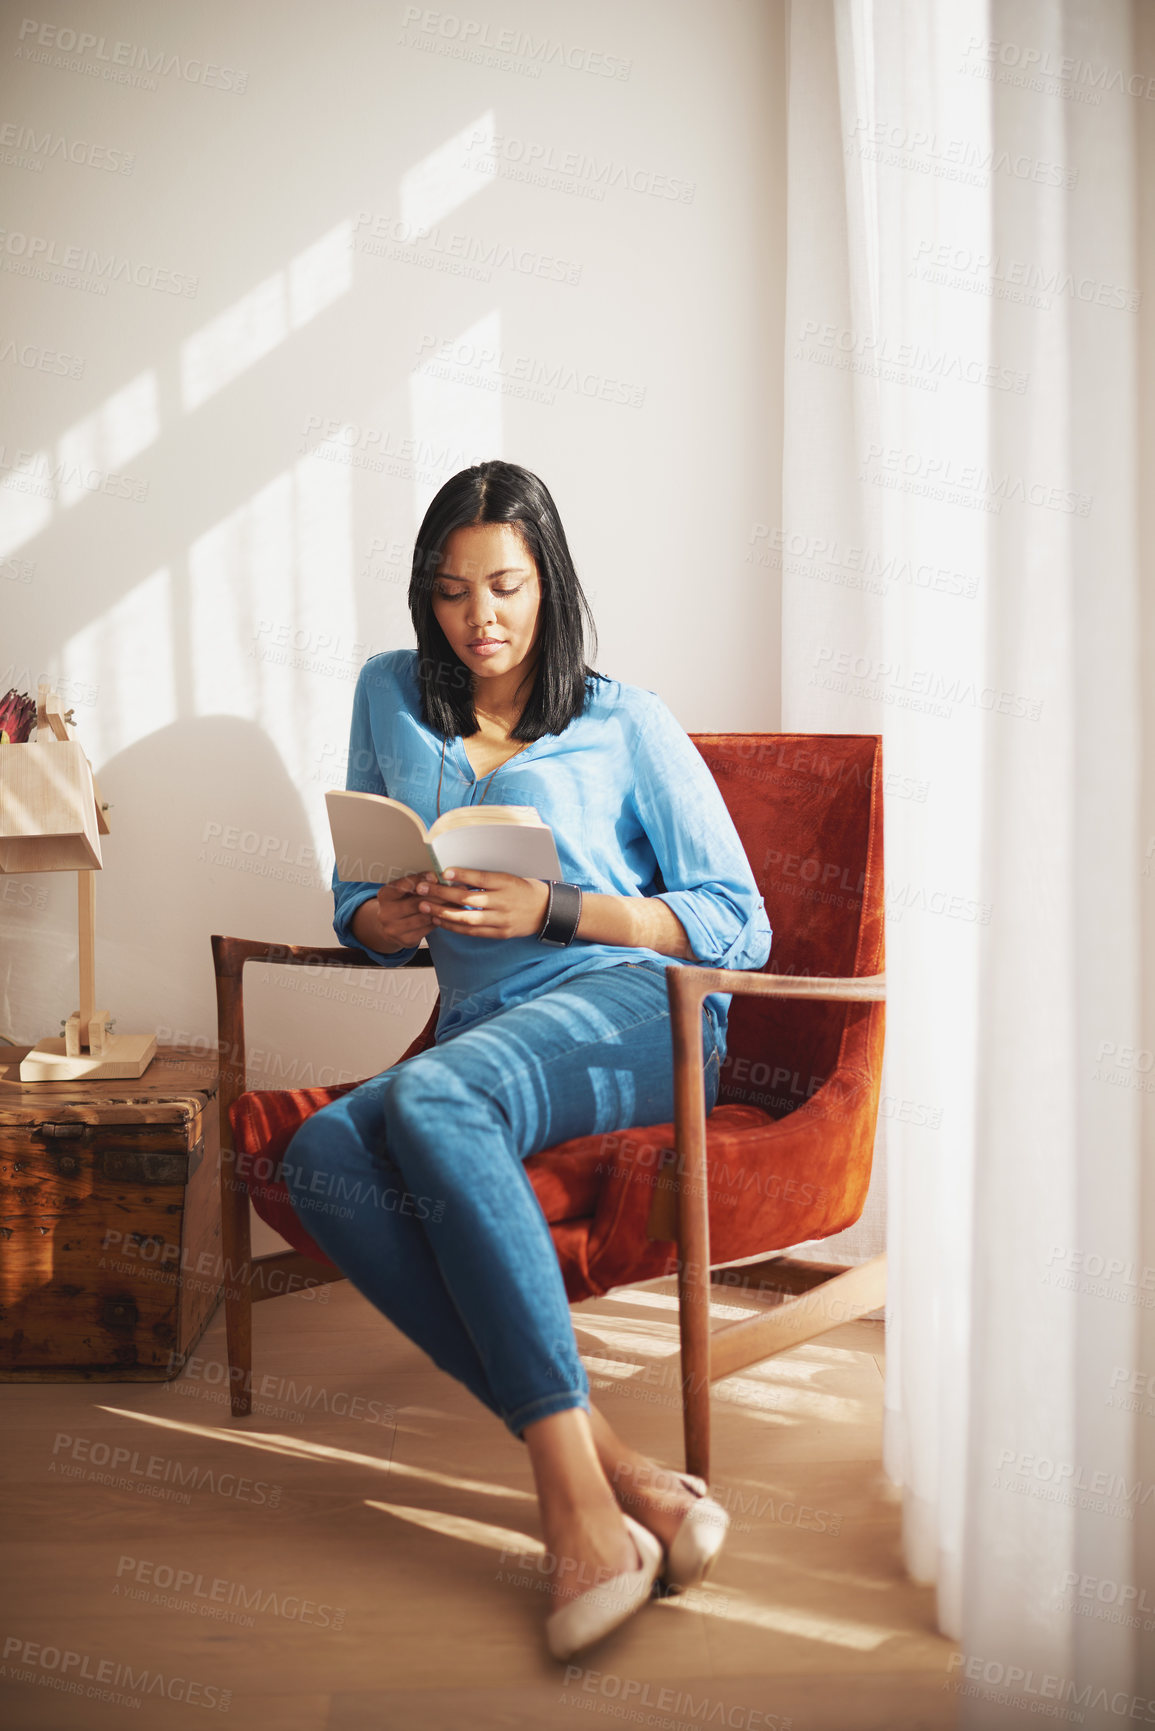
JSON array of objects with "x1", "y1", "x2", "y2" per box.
[{"x1": 351, "y1": 873, "x2": 435, "y2": 955}]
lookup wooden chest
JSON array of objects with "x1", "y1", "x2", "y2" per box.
[{"x1": 0, "y1": 1045, "x2": 222, "y2": 1380}]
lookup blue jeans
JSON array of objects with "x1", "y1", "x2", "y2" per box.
[{"x1": 282, "y1": 959, "x2": 723, "y2": 1437}]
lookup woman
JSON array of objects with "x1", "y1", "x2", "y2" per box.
[{"x1": 285, "y1": 460, "x2": 772, "y2": 1659}]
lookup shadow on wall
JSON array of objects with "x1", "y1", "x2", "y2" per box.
[{"x1": 1, "y1": 715, "x2": 434, "y2": 1084}]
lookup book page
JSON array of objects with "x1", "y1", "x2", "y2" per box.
[
  {"x1": 429, "y1": 803, "x2": 544, "y2": 835},
  {"x1": 325, "y1": 791, "x2": 431, "y2": 883},
  {"x1": 432, "y1": 822, "x2": 563, "y2": 880}
]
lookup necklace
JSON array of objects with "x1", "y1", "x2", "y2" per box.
[{"x1": 436, "y1": 733, "x2": 529, "y2": 819}]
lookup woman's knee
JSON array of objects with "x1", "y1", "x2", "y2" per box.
[
  {"x1": 382, "y1": 1061, "x2": 441, "y2": 1151},
  {"x1": 384, "y1": 1058, "x2": 509, "y2": 1167},
  {"x1": 383, "y1": 1050, "x2": 462, "y2": 1127},
  {"x1": 283, "y1": 1092, "x2": 385, "y2": 1177}
]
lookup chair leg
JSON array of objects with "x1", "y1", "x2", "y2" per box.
[
  {"x1": 679, "y1": 1251, "x2": 711, "y2": 1483},
  {"x1": 669, "y1": 975, "x2": 714, "y2": 1484},
  {"x1": 219, "y1": 1143, "x2": 253, "y2": 1418}
]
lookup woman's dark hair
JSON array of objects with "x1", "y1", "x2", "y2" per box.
[{"x1": 408, "y1": 460, "x2": 601, "y2": 742}]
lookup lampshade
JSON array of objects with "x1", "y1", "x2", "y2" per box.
[{"x1": 0, "y1": 736, "x2": 103, "y2": 873}]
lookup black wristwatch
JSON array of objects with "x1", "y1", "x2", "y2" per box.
[{"x1": 537, "y1": 881, "x2": 583, "y2": 947}]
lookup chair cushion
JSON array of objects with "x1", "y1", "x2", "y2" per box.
[
  {"x1": 228, "y1": 1075, "x2": 873, "y2": 1306},
  {"x1": 585, "y1": 1004, "x2": 882, "y2": 1296},
  {"x1": 229, "y1": 1083, "x2": 614, "y2": 1278},
  {"x1": 231, "y1": 1083, "x2": 359, "y2": 1263}
]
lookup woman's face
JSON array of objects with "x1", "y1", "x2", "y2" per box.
[{"x1": 432, "y1": 521, "x2": 543, "y2": 692}]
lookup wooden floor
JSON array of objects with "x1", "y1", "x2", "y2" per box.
[{"x1": 0, "y1": 1275, "x2": 957, "y2": 1730}]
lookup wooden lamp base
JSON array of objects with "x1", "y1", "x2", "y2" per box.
[{"x1": 19, "y1": 1031, "x2": 157, "y2": 1082}]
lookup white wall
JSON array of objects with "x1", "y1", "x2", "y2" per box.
[{"x1": 1, "y1": 1, "x2": 785, "y2": 1166}]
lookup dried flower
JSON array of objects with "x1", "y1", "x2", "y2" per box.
[{"x1": 0, "y1": 688, "x2": 36, "y2": 744}]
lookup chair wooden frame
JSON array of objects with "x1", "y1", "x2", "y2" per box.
[
  {"x1": 211, "y1": 935, "x2": 885, "y2": 1482},
  {"x1": 654, "y1": 963, "x2": 885, "y2": 1481}
]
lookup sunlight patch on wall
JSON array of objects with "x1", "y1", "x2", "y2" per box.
[
  {"x1": 57, "y1": 567, "x2": 176, "y2": 766},
  {"x1": 181, "y1": 220, "x2": 354, "y2": 411},
  {"x1": 182, "y1": 273, "x2": 285, "y2": 412},
  {"x1": 0, "y1": 369, "x2": 160, "y2": 554},
  {"x1": 189, "y1": 470, "x2": 294, "y2": 719},
  {"x1": 0, "y1": 452, "x2": 52, "y2": 558},
  {"x1": 400, "y1": 111, "x2": 494, "y2": 231},
  {"x1": 410, "y1": 309, "x2": 503, "y2": 517},
  {"x1": 188, "y1": 448, "x2": 355, "y2": 862},
  {"x1": 294, "y1": 444, "x2": 355, "y2": 824},
  {"x1": 56, "y1": 370, "x2": 160, "y2": 509}
]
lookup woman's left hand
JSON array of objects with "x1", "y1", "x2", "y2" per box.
[{"x1": 414, "y1": 869, "x2": 552, "y2": 941}]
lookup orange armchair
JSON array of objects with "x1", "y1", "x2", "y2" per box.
[{"x1": 211, "y1": 733, "x2": 886, "y2": 1480}]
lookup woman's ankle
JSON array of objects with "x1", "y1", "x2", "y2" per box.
[
  {"x1": 539, "y1": 1502, "x2": 638, "y2": 1607},
  {"x1": 606, "y1": 1453, "x2": 675, "y2": 1506},
  {"x1": 536, "y1": 1472, "x2": 620, "y2": 1529}
]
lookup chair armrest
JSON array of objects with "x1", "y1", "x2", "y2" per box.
[
  {"x1": 662, "y1": 966, "x2": 885, "y2": 1196},
  {"x1": 210, "y1": 934, "x2": 435, "y2": 1139},
  {"x1": 211, "y1": 934, "x2": 434, "y2": 978},
  {"x1": 673, "y1": 966, "x2": 886, "y2": 1008}
]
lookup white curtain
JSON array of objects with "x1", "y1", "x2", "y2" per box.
[{"x1": 781, "y1": 0, "x2": 1155, "y2": 1717}]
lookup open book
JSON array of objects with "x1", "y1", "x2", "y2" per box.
[{"x1": 325, "y1": 790, "x2": 564, "y2": 886}]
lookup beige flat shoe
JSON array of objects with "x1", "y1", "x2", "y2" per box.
[
  {"x1": 663, "y1": 1472, "x2": 731, "y2": 1590},
  {"x1": 545, "y1": 1514, "x2": 663, "y2": 1661}
]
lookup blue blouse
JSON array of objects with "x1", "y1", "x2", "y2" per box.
[{"x1": 332, "y1": 649, "x2": 772, "y2": 1055}]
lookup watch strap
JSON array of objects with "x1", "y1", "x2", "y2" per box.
[{"x1": 537, "y1": 881, "x2": 582, "y2": 947}]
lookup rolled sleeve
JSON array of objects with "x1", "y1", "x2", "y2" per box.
[
  {"x1": 633, "y1": 696, "x2": 772, "y2": 972},
  {"x1": 331, "y1": 662, "x2": 420, "y2": 969}
]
